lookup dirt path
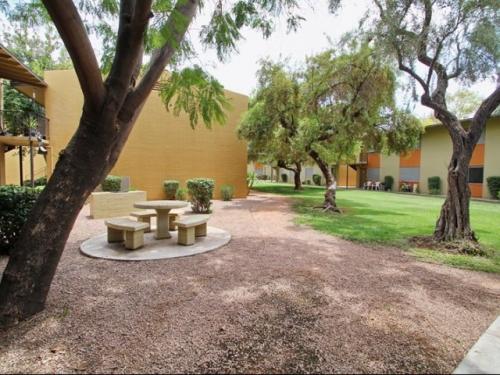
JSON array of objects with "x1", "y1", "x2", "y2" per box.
[{"x1": 1, "y1": 193, "x2": 499, "y2": 373}]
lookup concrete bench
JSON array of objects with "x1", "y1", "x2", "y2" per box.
[
  {"x1": 105, "y1": 218, "x2": 149, "y2": 250},
  {"x1": 174, "y1": 214, "x2": 210, "y2": 246}
]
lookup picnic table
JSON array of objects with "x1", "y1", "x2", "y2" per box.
[{"x1": 134, "y1": 200, "x2": 188, "y2": 239}]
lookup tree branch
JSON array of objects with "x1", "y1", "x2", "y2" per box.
[
  {"x1": 42, "y1": 0, "x2": 105, "y2": 112},
  {"x1": 468, "y1": 85, "x2": 500, "y2": 144},
  {"x1": 121, "y1": 0, "x2": 198, "y2": 121}
]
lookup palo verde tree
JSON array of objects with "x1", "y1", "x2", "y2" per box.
[
  {"x1": 301, "y1": 44, "x2": 422, "y2": 211},
  {"x1": 365, "y1": 0, "x2": 500, "y2": 243},
  {"x1": 0, "y1": 0, "x2": 307, "y2": 326},
  {"x1": 238, "y1": 61, "x2": 308, "y2": 190}
]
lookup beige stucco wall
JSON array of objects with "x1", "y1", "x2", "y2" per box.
[
  {"x1": 419, "y1": 126, "x2": 452, "y2": 194},
  {"x1": 3, "y1": 149, "x2": 46, "y2": 185},
  {"x1": 484, "y1": 118, "x2": 500, "y2": 198},
  {"x1": 379, "y1": 154, "x2": 400, "y2": 190},
  {"x1": 44, "y1": 70, "x2": 248, "y2": 199}
]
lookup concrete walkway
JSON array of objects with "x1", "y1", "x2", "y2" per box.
[{"x1": 454, "y1": 316, "x2": 500, "y2": 374}]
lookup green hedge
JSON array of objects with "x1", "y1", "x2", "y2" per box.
[
  {"x1": 176, "y1": 187, "x2": 187, "y2": 201},
  {"x1": 102, "y1": 175, "x2": 121, "y2": 192},
  {"x1": 22, "y1": 176, "x2": 47, "y2": 187},
  {"x1": 163, "y1": 180, "x2": 179, "y2": 200},
  {"x1": 0, "y1": 185, "x2": 42, "y2": 254},
  {"x1": 312, "y1": 174, "x2": 321, "y2": 186},
  {"x1": 384, "y1": 176, "x2": 394, "y2": 191},
  {"x1": 187, "y1": 178, "x2": 215, "y2": 213},
  {"x1": 428, "y1": 176, "x2": 441, "y2": 195},
  {"x1": 281, "y1": 173, "x2": 288, "y2": 183},
  {"x1": 221, "y1": 185, "x2": 234, "y2": 201},
  {"x1": 487, "y1": 176, "x2": 500, "y2": 199}
]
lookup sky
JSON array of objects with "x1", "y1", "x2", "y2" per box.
[{"x1": 187, "y1": 1, "x2": 497, "y2": 119}]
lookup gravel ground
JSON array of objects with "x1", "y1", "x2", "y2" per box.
[{"x1": 1, "y1": 192, "x2": 499, "y2": 373}]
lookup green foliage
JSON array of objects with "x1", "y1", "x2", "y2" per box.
[
  {"x1": 163, "y1": 180, "x2": 179, "y2": 200},
  {"x1": 384, "y1": 175, "x2": 394, "y2": 191},
  {"x1": 101, "y1": 175, "x2": 121, "y2": 192},
  {"x1": 221, "y1": 185, "x2": 234, "y2": 201},
  {"x1": 312, "y1": 174, "x2": 322, "y2": 186},
  {"x1": 0, "y1": 185, "x2": 42, "y2": 254},
  {"x1": 486, "y1": 177, "x2": 500, "y2": 199},
  {"x1": 281, "y1": 173, "x2": 288, "y2": 183},
  {"x1": 247, "y1": 172, "x2": 256, "y2": 189},
  {"x1": 175, "y1": 187, "x2": 188, "y2": 201},
  {"x1": 447, "y1": 90, "x2": 484, "y2": 119},
  {"x1": 22, "y1": 177, "x2": 47, "y2": 187},
  {"x1": 187, "y1": 178, "x2": 215, "y2": 213},
  {"x1": 159, "y1": 66, "x2": 231, "y2": 128},
  {"x1": 428, "y1": 176, "x2": 441, "y2": 195}
]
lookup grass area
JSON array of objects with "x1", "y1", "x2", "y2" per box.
[{"x1": 253, "y1": 181, "x2": 500, "y2": 273}]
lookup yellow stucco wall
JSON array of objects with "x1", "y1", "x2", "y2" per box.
[
  {"x1": 419, "y1": 126, "x2": 453, "y2": 194},
  {"x1": 3, "y1": 149, "x2": 46, "y2": 185},
  {"x1": 484, "y1": 118, "x2": 500, "y2": 198},
  {"x1": 379, "y1": 154, "x2": 400, "y2": 190},
  {"x1": 43, "y1": 70, "x2": 248, "y2": 199}
]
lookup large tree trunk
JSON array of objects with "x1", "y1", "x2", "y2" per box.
[
  {"x1": 0, "y1": 109, "x2": 133, "y2": 325},
  {"x1": 433, "y1": 127, "x2": 476, "y2": 242},
  {"x1": 309, "y1": 149, "x2": 341, "y2": 213},
  {"x1": 293, "y1": 162, "x2": 302, "y2": 191}
]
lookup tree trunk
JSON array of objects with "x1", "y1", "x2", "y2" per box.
[
  {"x1": 433, "y1": 135, "x2": 476, "y2": 242},
  {"x1": 0, "y1": 108, "x2": 132, "y2": 325},
  {"x1": 309, "y1": 149, "x2": 341, "y2": 213},
  {"x1": 293, "y1": 162, "x2": 302, "y2": 190}
]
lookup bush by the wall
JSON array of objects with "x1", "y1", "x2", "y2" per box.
[
  {"x1": 312, "y1": 174, "x2": 322, "y2": 186},
  {"x1": 176, "y1": 187, "x2": 187, "y2": 201},
  {"x1": 187, "y1": 178, "x2": 215, "y2": 213},
  {"x1": 0, "y1": 185, "x2": 42, "y2": 254},
  {"x1": 428, "y1": 176, "x2": 441, "y2": 195},
  {"x1": 487, "y1": 176, "x2": 500, "y2": 199},
  {"x1": 281, "y1": 173, "x2": 288, "y2": 183},
  {"x1": 221, "y1": 185, "x2": 234, "y2": 201},
  {"x1": 384, "y1": 176, "x2": 394, "y2": 191},
  {"x1": 163, "y1": 180, "x2": 179, "y2": 200},
  {"x1": 22, "y1": 177, "x2": 47, "y2": 187},
  {"x1": 102, "y1": 175, "x2": 121, "y2": 192}
]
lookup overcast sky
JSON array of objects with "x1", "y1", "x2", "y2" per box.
[{"x1": 187, "y1": 1, "x2": 497, "y2": 119}]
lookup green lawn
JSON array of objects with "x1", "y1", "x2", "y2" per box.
[{"x1": 252, "y1": 182, "x2": 500, "y2": 273}]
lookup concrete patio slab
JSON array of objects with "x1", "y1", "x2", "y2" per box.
[
  {"x1": 80, "y1": 226, "x2": 231, "y2": 261},
  {"x1": 454, "y1": 316, "x2": 500, "y2": 374}
]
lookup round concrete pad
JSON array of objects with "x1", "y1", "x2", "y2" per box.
[{"x1": 80, "y1": 226, "x2": 231, "y2": 261}]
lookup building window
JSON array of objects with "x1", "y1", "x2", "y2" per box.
[
  {"x1": 367, "y1": 168, "x2": 380, "y2": 181},
  {"x1": 468, "y1": 167, "x2": 484, "y2": 183},
  {"x1": 399, "y1": 167, "x2": 420, "y2": 182}
]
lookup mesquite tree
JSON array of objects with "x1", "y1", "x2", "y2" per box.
[
  {"x1": 366, "y1": 0, "x2": 500, "y2": 242},
  {"x1": 301, "y1": 45, "x2": 422, "y2": 211},
  {"x1": 0, "y1": 0, "x2": 305, "y2": 326},
  {"x1": 238, "y1": 61, "x2": 308, "y2": 190}
]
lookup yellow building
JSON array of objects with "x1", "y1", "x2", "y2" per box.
[
  {"x1": 366, "y1": 116, "x2": 500, "y2": 199},
  {"x1": 1, "y1": 50, "x2": 249, "y2": 199}
]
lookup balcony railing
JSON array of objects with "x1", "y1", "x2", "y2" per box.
[{"x1": 0, "y1": 110, "x2": 50, "y2": 141}]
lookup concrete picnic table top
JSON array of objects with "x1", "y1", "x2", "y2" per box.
[
  {"x1": 134, "y1": 200, "x2": 188, "y2": 210},
  {"x1": 133, "y1": 200, "x2": 188, "y2": 239}
]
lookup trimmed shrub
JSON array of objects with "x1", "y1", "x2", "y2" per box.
[
  {"x1": 163, "y1": 180, "x2": 179, "y2": 200},
  {"x1": 176, "y1": 187, "x2": 187, "y2": 201},
  {"x1": 0, "y1": 185, "x2": 42, "y2": 254},
  {"x1": 187, "y1": 178, "x2": 215, "y2": 213},
  {"x1": 384, "y1": 176, "x2": 394, "y2": 191},
  {"x1": 281, "y1": 173, "x2": 288, "y2": 183},
  {"x1": 102, "y1": 175, "x2": 121, "y2": 192},
  {"x1": 487, "y1": 176, "x2": 500, "y2": 199},
  {"x1": 22, "y1": 177, "x2": 47, "y2": 187},
  {"x1": 312, "y1": 174, "x2": 321, "y2": 186},
  {"x1": 428, "y1": 176, "x2": 441, "y2": 195},
  {"x1": 221, "y1": 185, "x2": 234, "y2": 201}
]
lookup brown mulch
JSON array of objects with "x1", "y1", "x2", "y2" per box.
[{"x1": 0, "y1": 193, "x2": 499, "y2": 373}]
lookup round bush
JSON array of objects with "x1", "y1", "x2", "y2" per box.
[
  {"x1": 428, "y1": 176, "x2": 441, "y2": 194},
  {"x1": 312, "y1": 174, "x2": 322, "y2": 186},
  {"x1": 384, "y1": 176, "x2": 394, "y2": 191},
  {"x1": 102, "y1": 175, "x2": 121, "y2": 192},
  {"x1": 0, "y1": 185, "x2": 42, "y2": 254},
  {"x1": 487, "y1": 176, "x2": 500, "y2": 199},
  {"x1": 163, "y1": 180, "x2": 180, "y2": 200},
  {"x1": 187, "y1": 178, "x2": 215, "y2": 213},
  {"x1": 281, "y1": 173, "x2": 288, "y2": 183},
  {"x1": 176, "y1": 187, "x2": 187, "y2": 201},
  {"x1": 221, "y1": 185, "x2": 234, "y2": 201}
]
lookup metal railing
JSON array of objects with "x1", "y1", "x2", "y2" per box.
[{"x1": 0, "y1": 109, "x2": 50, "y2": 141}]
